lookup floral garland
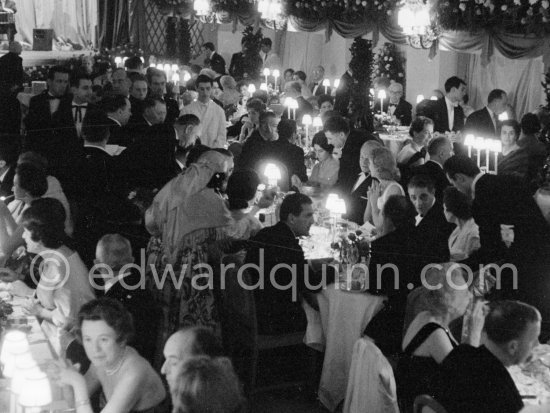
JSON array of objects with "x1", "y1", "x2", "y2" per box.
[
  {"x1": 283, "y1": 0, "x2": 396, "y2": 22},
  {"x1": 437, "y1": 0, "x2": 550, "y2": 34},
  {"x1": 373, "y1": 42, "x2": 405, "y2": 87},
  {"x1": 348, "y1": 37, "x2": 374, "y2": 131},
  {"x1": 211, "y1": 0, "x2": 257, "y2": 14}
]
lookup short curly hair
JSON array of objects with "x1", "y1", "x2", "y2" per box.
[
  {"x1": 77, "y1": 298, "x2": 134, "y2": 345},
  {"x1": 21, "y1": 198, "x2": 66, "y2": 249}
]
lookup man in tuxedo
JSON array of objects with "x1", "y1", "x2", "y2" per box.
[
  {"x1": 245, "y1": 193, "x2": 334, "y2": 335},
  {"x1": 260, "y1": 37, "x2": 281, "y2": 71},
  {"x1": 93, "y1": 234, "x2": 162, "y2": 364},
  {"x1": 407, "y1": 174, "x2": 454, "y2": 265},
  {"x1": 229, "y1": 42, "x2": 246, "y2": 81},
  {"x1": 373, "y1": 82, "x2": 412, "y2": 126},
  {"x1": 324, "y1": 115, "x2": 378, "y2": 195},
  {"x1": 237, "y1": 111, "x2": 279, "y2": 174},
  {"x1": 436, "y1": 300, "x2": 540, "y2": 413},
  {"x1": 318, "y1": 95, "x2": 334, "y2": 116},
  {"x1": 281, "y1": 81, "x2": 313, "y2": 123},
  {"x1": 334, "y1": 66, "x2": 353, "y2": 117},
  {"x1": 111, "y1": 68, "x2": 131, "y2": 97},
  {"x1": 100, "y1": 94, "x2": 132, "y2": 147},
  {"x1": 309, "y1": 65, "x2": 331, "y2": 96},
  {"x1": 128, "y1": 73, "x2": 148, "y2": 120},
  {"x1": 421, "y1": 76, "x2": 467, "y2": 134},
  {"x1": 25, "y1": 65, "x2": 70, "y2": 161},
  {"x1": 464, "y1": 89, "x2": 508, "y2": 139},
  {"x1": 147, "y1": 68, "x2": 180, "y2": 125},
  {"x1": 203, "y1": 42, "x2": 226, "y2": 75},
  {"x1": 411, "y1": 136, "x2": 453, "y2": 202},
  {"x1": 272, "y1": 119, "x2": 308, "y2": 188},
  {"x1": 124, "y1": 56, "x2": 144, "y2": 75},
  {"x1": 0, "y1": 41, "x2": 22, "y2": 134},
  {"x1": 444, "y1": 155, "x2": 550, "y2": 334}
]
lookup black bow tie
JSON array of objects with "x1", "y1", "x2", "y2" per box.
[{"x1": 389, "y1": 103, "x2": 397, "y2": 107}]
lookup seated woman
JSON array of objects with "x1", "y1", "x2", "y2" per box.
[
  {"x1": 218, "y1": 75, "x2": 241, "y2": 107},
  {"x1": 52, "y1": 298, "x2": 166, "y2": 413},
  {"x1": 238, "y1": 98, "x2": 265, "y2": 142},
  {"x1": 307, "y1": 133, "x2": 339, "y2": 190},
  {"x1": 20, "y1": 198, "x2": 95, "y2": 354},
  {"x1": 364, "y1": 147, "x2": 404, "y2": 231},
  {"x1": 443, "y1": 187, "x2": 480, "y2": 261},
  {"x1": 396, "y1": 264, "x2": 485, "y2": 413},
  {"x1": 397, "y1": 116, "x2": 433, "y2": 167},
  {"x1": 226, "y1": 169, "x2": 271, "y2": 241},
  {"x1": 0, "y1": 162, "x2": 48, "y2": 260},
  {"x1": 498, "y1": 119, "x2": 530, "y2": 180},
  {"x1": 170, "y1": 356, "x2": 245, "y2": 413}
]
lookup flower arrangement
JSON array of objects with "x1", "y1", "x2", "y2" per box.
[
  {"x1": 348, "y1": 37, "x2": 374, "y2": 131},
  {"x1": 436, "y1": 0, "x2": 550, "y2": 34},
  {"x1": 23, "y1": 66, "x2": 50, "y2": 83},
  {"x1": 211, "y1": 0, "x2": 256, "y2": 13},
  {"x1": 0, "y1": 299, "x2": 13, "y2": 326},
  {"x1": 283, "y1": 0, "x2": 395, "y2": 22},
  {"x1": 373, "y1": 43, "x2": 405, "y2": 88}
]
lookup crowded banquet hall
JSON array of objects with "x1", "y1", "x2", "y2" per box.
[{"x1": 0, "y1": 0, "x2": 550, "y2": 412}]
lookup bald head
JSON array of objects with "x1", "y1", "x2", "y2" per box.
[{"x1": 161, "y1": 327, "x2": 222, "y2": 390}]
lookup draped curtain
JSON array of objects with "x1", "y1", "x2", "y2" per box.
[
  {"x1": 98, "y1": 0, "x2": 128, "y2": 49},
  {"x1": 14, "y1": 0, "x2": 98, "y2": 47},
  {"x1": 467, "y1": 53, "x2": 544, "y2": 120}
]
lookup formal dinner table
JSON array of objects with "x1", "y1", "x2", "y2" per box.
[
  {"x1": 509, "y1": 344, "x2": 550, "y2": 406},
  {"x1": 378, "y1": 130, "x2": 410, "y2": 157},
  {"x1": 0, "y1": 295, "x2": 73, "y2": 412},
  {"x1": 301, "y1": 224, "x2": 386, "y2": 412}
]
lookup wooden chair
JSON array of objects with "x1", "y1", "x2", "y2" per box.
[
  {"x1": 215, "y1": 253, "x2": 306, "y2": 396},
  {"x1": 413, "y1": 395, "x2": 448, "y2": 413}
]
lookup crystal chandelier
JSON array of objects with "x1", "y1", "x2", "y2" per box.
[
  {"x1": 257, "y1": 0, "x2": 283, "y2": 21},
  {"x1": 194, "y1": 0, "x2": 216, "y2": 23},
  {"x1": 397, "y1": 0, "x2": 438, "y2": 49}
]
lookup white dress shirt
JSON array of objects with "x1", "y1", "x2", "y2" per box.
[
  {"x1": 181, "y1": 99, "x2": 227, "y2": 148},
  {"x1": 72, "y1": 101, "x2": 88, "y2": 138},
  {"x1": 445, "y1": 97, "x2": 456, "y2": 131}
]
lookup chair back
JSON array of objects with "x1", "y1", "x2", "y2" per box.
[
  {"x1": 413, "y1": 395, "x2": 448, "y2": 413},
  {"x1": 343, "y1": 337, "x2": 399, "y2": 413}
]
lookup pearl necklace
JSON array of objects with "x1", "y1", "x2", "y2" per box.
[{"x1": 104, "y1": 347, "x2": 128, "y2": 376}]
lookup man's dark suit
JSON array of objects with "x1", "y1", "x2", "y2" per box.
[
  {"x1": 309, "y1": 81, "x2": 332, "y2": 97},
  {"x1": 0, "y1": 51, "x2": 23, "y2": 90},
  {"x1": 464, "y1": 107, "x2": 497, "y2": 139},
  {"x1": 245, "y1": 221, "x2": 327, "y2": 335},
  {"x1": 421, "y1": 98, "x2": 465, "y2": 133},
  {"x1": 229, "y1": 52, "x2": 245, "y2": 80},
  {"x1": 335, "y1": 129, "x2": 377, "y2": 195},
  {"x1": 129, "y1": 96, "x2": 145, "y2": 118},
  {"x1": 334, "y1": 71, "x2": 353, "y2": 116},
  {"x1": 373, "y1": 98, "x2": 413, "y2": 126},
  {"x1": 343, "y1": 172, "x2": 373, "y2": 225},
  {"x1": 118, "y1": 123, "x2": 178, "y2": 190},
  {"x1": 435, "y1": 345, "x2": 523, "y2": 413},
  {"x1": 25, "y1": 91, "x2": 71, "y2": 166},
  {"x1": 106, "y1": 117, "x2": 133, "y2": 147},
  {"x1": 207, "y1": 52, "x2": 226, "y2": 75},
  {"x1": 413, "y1": 201, "x2": 454, "y2": 265},
  {"x1": 467, "y1": 174, "x2": 550, "y2": 334},
  {"x1": 271, "y1": 139, "x2": 308, "y2": 185},
  {"x1": 411, "y1": 160, "x2": 449, "y2": 202},
  {"x1": 235, "y1": 130, "x2": 271, "y2": 174},
  {"x1": 101, "y1": 269, "x2": 162, "y2": 364},
  {"x1": 162, "y1": 96, "x2": 180, "y2": 125}
]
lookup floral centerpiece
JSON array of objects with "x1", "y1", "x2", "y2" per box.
[
  {"x1": 0, "y1": 299, "x2": 13, "y2": 328},
  {"x1": 373, "y1": 42, "x2": 406, "y2": 89}
]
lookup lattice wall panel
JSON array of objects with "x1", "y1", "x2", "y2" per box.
[
  {"x1": 144, "y1": 0, "x2": 166, "y2": 57},
  {"x1": 189, "y1": 20, "x2": 205, "y2": 60}
]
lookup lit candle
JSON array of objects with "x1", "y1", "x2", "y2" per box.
[
  {"x1": 182, "y1": 71, "x2": 191, "y2": 82},
  {"x1": 284, "y1": 96, "x2": 292, "y2": 118},
  {"x1": 290, "y1": 98, "x2": 299, "y2": 120},
  {"x1": 248, "y1": 84, "x2": 256, "y2": 95},
  {"x1": 172, "y1": 73, "x2": 180, "y2": 87},
  {"x1": 430, "y1": 95, "x2": 438, "y2": 100},
  {"x1": 498, "y1": 112, "x2": 509, "y2": 121},
  {"x1": 334, "y1": 79, "x2": 340, "y2": 89},
  {"x1": 263, "y1": 68, "x2": 271, "y2": 86},
  {"x1": 272, "y1": 69, "x2": 280, "y2": 92},
  {"x1": 475, "y1": 137, "x2": 485, "y2": 167},
  {"x1": 464, "y1": 134, "x2": 475, "y2": 158},
  {"x1": 416, "y1": 95, "x2": 425, "y2": 104},
  {"x1": 260, "y1": 83, "x2": 268, "y2": 91},
  {"x1": 378, "y1": 90, "x2": 387, "y2": 114},
  {"x1": 264, "y1": 163, "x2": 281, "y2": 187},
  {"x1": 171, "y1": 64, "x2": 179, "y2": 72},
  {"x1": 163, "y1": 63, "x2": 171, "y2": 80},
  {"x1": 114, "y1": 56, "x2": 122, "y2": 68},
  {"x1": 302, "y1": 114, "x2": 312, "y2": 147},
  {"x1": 313, "y1": 116, "x2": 323, "y2": 131},
  {"x1": 322, "y1": 78, "x2": 330, "y2": 94}
]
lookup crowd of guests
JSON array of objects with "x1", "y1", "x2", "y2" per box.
[{"x1": 0, "y1": 37, "x2": 549, "y2": 412}]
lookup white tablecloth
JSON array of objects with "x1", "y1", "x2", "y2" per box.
[
  {"x1": 379, "y1": 133, "x2": 409, "y2": 157},
  {"x1": 303, "y1": 286, "x2": 385, "y2": 412}
]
